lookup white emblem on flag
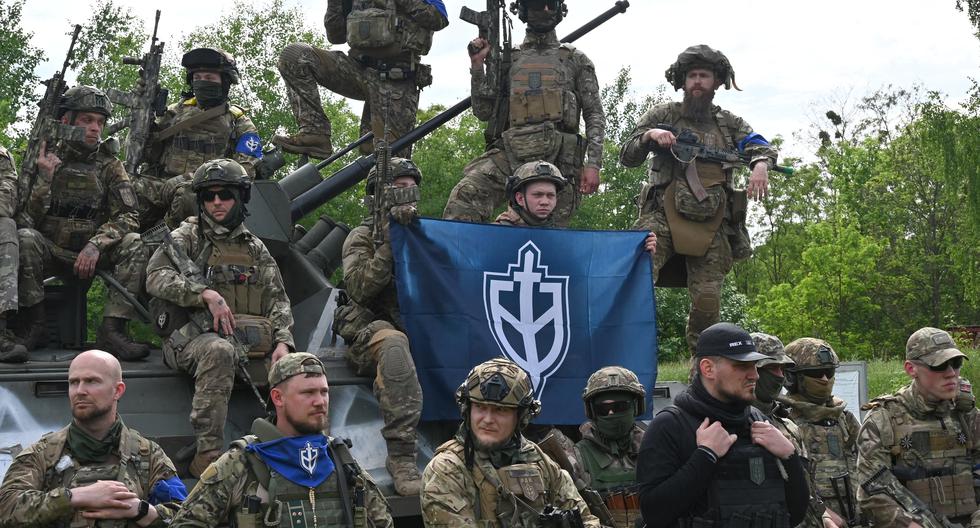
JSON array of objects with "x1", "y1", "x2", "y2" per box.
[
  {"x1": 483, "y1": 241, "x2": 570, "y2": 399},
  {"x1": 300, "y1": 441, "x2": 318, "y2": 476}
]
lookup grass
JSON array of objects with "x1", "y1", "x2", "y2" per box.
[{"x1": 656, "y1": 348, "x2": 979, "y2": 400}]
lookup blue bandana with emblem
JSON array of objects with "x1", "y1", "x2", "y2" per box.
[
  {"x1": 236, "y1": 131, "x2": 264, "y2": 159},
  {"x1": 245, "y1": 434, "x2": 334, "y2": 488}
]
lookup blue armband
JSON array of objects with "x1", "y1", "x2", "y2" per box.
[
  {"x1": 148, "y1": 475, "x2": 188, "y2": 504},
  {"x1": 423, "y1": 0, "x2": 448, "y2": 19},
  {"x1": 236, "y1": 132, "x2": 263, "y2": 159},
  {"x1": 737, "y1": 132, "x2": 770, "y2": 153}
]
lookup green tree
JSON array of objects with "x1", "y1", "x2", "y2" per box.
[
  {"x1": 72, "y1": 0, "x2": 146, "y2": 94},
  {"x1": 0, "y1": 0, "x2": 45, "y2": 148}
]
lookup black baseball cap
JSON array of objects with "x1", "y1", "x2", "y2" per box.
[{"x1": 695, "y1": 322, "x2": 768, "y2": 362}]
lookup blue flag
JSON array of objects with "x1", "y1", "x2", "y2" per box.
[
  {"x1": 390, "y1": 219, "x2": 658, "y2": 424},
  {"x1": 245, "y1": 435, "x2": 334, "y2": 488}
]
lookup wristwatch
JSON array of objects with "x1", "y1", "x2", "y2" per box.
[{"x1": 132, "y1": 499, "x2": 150, "y2": 522}]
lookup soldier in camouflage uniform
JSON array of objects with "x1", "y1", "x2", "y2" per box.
[
  {"x1": 620, "y1": 45, "x2": 779, "y2": 354},
  {"x1": 780, "y1": 338, "x2": 861, "y2": 524},
  {"x1": 0, "y1": 144, "x2": 27, "y2": 362},
  {"x1": 494, "y1": 160, "x2": 566, "y2": 227},
  {"x1": 0, "y1": 350, "x2": 186, "y2": 527},
  {"x1": 443, "y1": 0, "x2": 605, "y2": 227},
  {"x1": 274, "y1": 0, "x2": 448, "y2": 158},
  {"x1": 569, "y1": 366, "x2": 647, "y2": 528},
  {"x1": 333, "y1": 157, "x2": 423, "y2": 496},
  {"x1": 15, "y1": 86, "x2": 149, "y2": 360},
  {"x1": 145, "y1": 159, "x2": 294, "y2": 478},
  {"x1": 170, "y1": 352, "x2": 393, "y2": 528},
  {"x1": 856, "y1": 327, "x2": 979, "y2": 528},
  {"x1": 420, "y1": 357, "x2": 601, "y2": 528},
  {"x1": 135, "y1": 48, "x2": 262, "y2": 231},
  {"x1": 751, "y1": 332, "x2": 843, "y2": 528}
]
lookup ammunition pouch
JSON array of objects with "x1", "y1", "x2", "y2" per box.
[
  {"x1": 509, "y1": 87, "x2": 564, "y2": 128},
  {"x1": 726, "y1": 189, "x2": 752, "y2": 261},
  {"x1": 415, "y1": 63, "x2": 432, "y2": 88},
  {"x1": 674, "y1": 178, "x2": 725, "y2": 223},
  {"x1": 40, "y1": 216, "x2": 97, "y2": 252},
  {"x1": 234, "y1": 314, "x2": 274, "y2": 358},
  {"x1": 346, "y1": 0, "x2": 400, "y2": 57},
  {"x1": 903, "y1": 470, "x2": 977, "y2": 519},
  {"x1": 556, "y1": 132, "x2": 586, "y2": 181},
  {"x1": 502, "y1": 122, "x2": 561, "y2": 169}
]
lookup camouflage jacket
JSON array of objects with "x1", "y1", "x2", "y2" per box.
[
  {"x1": 336, "y1": 224, "x2": 402, "y2": 337},
  {"x1": 143, "y1": 98, "x2": 259, "y2": 179},
  {"x1": 494, "y1": 206, "x2": 554, "y2": 227},
  {"x1": 0, "y1": 423, "x2": 181, "y2": 527},
  {"x1": 145, "y1": 215, "x2": 295, "y2": 349},
  {"x1": 170, "y1": 431, "x2": 392, "y2": 527},
  {"x1": 324, "y1": 0, "x2": 448, "y2": 57},
  {"x1": 16, "y1": 142, "x2": 139, "y2": 252},
  {"x1": 421, "y1": 436, "x2": 601, "y2": 528},
  {"x1": 856, "y1": 381, "x2": 980, "y2": 528},
  {"x1": 471, "y1": 30, "x2": 605, "y2": 169},
  {"x1": 780, "y1": 393, "x2": 860, "y2": 501},
  {"x1": 571, "y1": 421, "x2": 644, "y2": 490},
  {"x1": 619, "y1": 102, "x2": 778, "y2": 187},
  {"x1": 0, "y1": 146, "x2": 17, "y2": 218}
]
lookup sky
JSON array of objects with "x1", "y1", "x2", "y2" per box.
[{"x1": 20, "y1": 0, "x2": 980, "y2": 161}]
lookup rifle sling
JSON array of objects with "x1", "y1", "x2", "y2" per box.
[{"x1": 151, "y1": 104, "x2": 227, "y2": 143}]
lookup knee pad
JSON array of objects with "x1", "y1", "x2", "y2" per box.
[
  {"x1": 279, "y1": 42, "x2": 315, "y2": 72},
  {"x1": 373, "y1": 330, "x2": 415, "y2": 383}
]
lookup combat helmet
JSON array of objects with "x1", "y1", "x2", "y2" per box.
[
  {"x1": 506, "y1": 160, "x2": 566, "y2": 201},
  {"x1": 783, "y1": 337, "x2": 840, "y2": 392},
  {"x1": 365, "y1": 157, "x2": 423, "y2": 196},
  {"x1": 58, "y1": 85, "x2": 112, "y2": 119},
  {"x1": 456, "y1": 357, "x2": 541, "y2": 430},
  {"x1": 582, "y1": 366, "x2": 646, "y2": 420},
  {"x1": 750, "y1": 332, "x2": 795, "y2": 369},
  {"x1": 665, "y1": 44, "x2": 739, "y2": 91},
  {"x1": 182, "y1": 47, "x2": 240, "y2": 87},
  {"x1": 510, "y1": 0, "x2": 567, "y2": 31},
  {"x1": 192, "y1": 158, "x2": 251, "y2": 202}
]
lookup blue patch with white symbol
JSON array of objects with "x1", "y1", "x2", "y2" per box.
[{"x1": 236, "y1": 132, "x2": 263, "y2": 159}]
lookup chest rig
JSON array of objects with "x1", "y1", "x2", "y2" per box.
[
  {"x1": 575, "y1": 438, "x2": 639, "y2": 528},
  {"x1": 206, "y1": 237, "x2": 264, "y2": 316},
  {"x1": 795, "y1": 418, "x2": 857, "y2": 501},
  {"x1": 234, "y1": 434, "x2": 366, "y2": 528},
  {"x1": 162, "y1": 103, "x2": 237, "y2": 177},
  {"x1": 881, "y1": 399, "x2": 977, "y2": 521},
  {"x1": 40, "y1": 158, "x2": 107, "y2": 251},
  {"x1": 40, "y1": 428, "x2": 152, "y2": 528},
  {"x1": 346, "y1": 0, "x2": 434, "y2": 59}
]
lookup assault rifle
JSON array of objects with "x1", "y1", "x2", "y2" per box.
[
  {"x1": 460, "y1": 0, "x2": 512, "y2": 143},
  {"x1": 861, "y1": 467, "x2": 963, "y2": 528},
  {"x1": 18, "y1": 25, "x2": 85, "y2": 210},
  {"x1": 654, "y1": 123, "x2": 795, "y2": 176},
  {"x1": 829, "y1": 472, "x2": 860, "y2": 527},
  {"x1": 106, "y1": 10, "x2": 169, "y2": 175},
  {"x1": 157, "y1": 230, "x2": 267, "y2": 411}
]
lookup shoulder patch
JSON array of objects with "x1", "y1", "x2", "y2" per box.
[
  {"x1": 235, "y1": 131, "x2": 263, "y2": 159},
  {"x1": 229, "y1": 105, "x2": 245, "y2": 119}
]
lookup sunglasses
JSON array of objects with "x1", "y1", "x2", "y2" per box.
[
  {"x1": 201, "y1": 189, "x2": 236, "y2": 202},
  {"x1": 801, "y1": 368, "x2": 835, "y2": 380},
  {"x1": 915, "y1": 356, "x2": 964, "y2": 372},
  {"x1": 593, "y1": 400, "x2": 633, "y2": 416}
]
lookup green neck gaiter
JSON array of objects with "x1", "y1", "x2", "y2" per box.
[
  {"x1": 68, "y1": 417, "x2": 123, "y2": 464},
  {"x1": 800, "y1": 374, "x2": 835, "y2": 404},
  {"x1": 755, "y1": 369, "x2": 785, "y2": 404},
  {"x1": 594, "y1": 412, "x2": 635, "y2": 443}
]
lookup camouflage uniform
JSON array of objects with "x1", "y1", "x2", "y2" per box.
[
  {"x1": 0, "y1": 146, "x2": 18, "y2": 315},
  {"x1": 16, "y1": 142, "x2": 144, "y2": 321},
  {"x1": 0, "y1": 422, "x2": 181, "y2": 527},
  {"x1": 780, "y1": 338, "x2": 861, "y2": 518},
  {"x1": 856, "y1": 329, "x2": 979, "y2": 528},
  {"x1": 276, "y1": 0, "x2": 448, "y2": 158},
  {"x1": 421, "y1": 357, "x2": 600, "y2": 528},
  {"x1": 146, "y1": 160, "x2": 293, "y2": 463},
  {"x1": 619, "y1": 45, "x2": 778, "y2": 353},
  {"x1": 493, "y1": 160, "x2": 566, "y2": 227},
  {"x1": 443, "y1": 27, "x2": 605, "y2": 227}
]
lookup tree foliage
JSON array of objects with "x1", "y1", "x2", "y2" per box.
[{"x1": 0, "y1": 0, "x2": 45, "y2": 148}]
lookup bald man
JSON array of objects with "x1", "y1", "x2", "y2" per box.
[{"x1": 0, "y1": 350, "x2": 187, "y2": 527}]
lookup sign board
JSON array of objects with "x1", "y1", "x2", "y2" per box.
[{"x1": 833, "y1": 361, "x2": 869, "y2": 421}]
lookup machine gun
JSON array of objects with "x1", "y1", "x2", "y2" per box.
[
  {"x1": 156, "y1": 230, "x2": 267, "y2": 412},
  {"x1": 18, "y1": 24, "x2": 85, "y2": 211},
  {"x1": 460, "y1": 0, "x2": 512, "y2": 144},
  {"x1": 106, "y1": 10, "x2": 169, "y2": 175},
  {"x1": 654, "y1": 123, "x2": 795, "y2": 176},
  {"x1": 861, "y1": 467, "x2": 963, "y2": 528}
]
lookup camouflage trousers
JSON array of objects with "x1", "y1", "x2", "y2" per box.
[
  {"x1": 0, "y1": 218, "x2": 18, "y2": 313},
  {"x1": 278, "y1": 43, "x2": 420, "y2": 157},
  {"x1": 347, "y1": 320, "x2": 422, "y2": 455},
  {"x1": 17, "y1": 229, "x2": 146, "y2": 320},
  {"x1": 443, "y1": 148, "x2": 580, "y2": 227},
  {"x1": 165, "y1": 331, "x2": 236, "y2": 452},
  {"x1": 633, "y1": 208, "x2": 732, "y2": 354}
]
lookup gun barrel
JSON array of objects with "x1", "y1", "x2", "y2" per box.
[
  {"x1": 287, "y1": 0, "x2": 631, "y2": 222},
  {"x1": 61, "y1": 25, "x2": 82, "y2": 78}
]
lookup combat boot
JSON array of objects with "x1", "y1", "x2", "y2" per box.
[
  {"x1": 0, "y1": 330, "x2": 27, "y2": 363},
  {"x1": 272, "y1": 132, "x2": 333, "y2": 159},
  {"x1": 189, "y1": 449, "x2": 222, "y2": 479},
  {"x1": 385, "y1": 453, "x2": 422, "y2": 496},
  {"x1": 96, "y1": 317, "x2": 150, "y2": 361},
  {"x1": 14, "y1": 302, "x2": 48, "y2": 351}
]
